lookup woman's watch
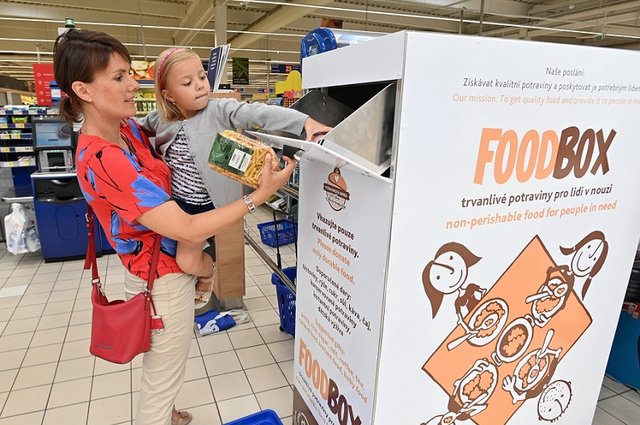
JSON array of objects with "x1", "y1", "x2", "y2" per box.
[{"x1": 243, "y1": 195, "x2": 256, "y2": 213}]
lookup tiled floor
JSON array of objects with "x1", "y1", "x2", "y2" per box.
[{"x1": 0, "y1": 206, "x2": 638, "y2": 425}]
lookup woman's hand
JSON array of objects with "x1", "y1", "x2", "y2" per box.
[
  {"x1": 252, "y1": 154, "x2": 296, "y2": 205},
  {"x1": 303, "y1": 117, "x2": 332, "y2": 142},
  {"x1": 264, "y1": 147, "x2": 280, "y2": 171}
]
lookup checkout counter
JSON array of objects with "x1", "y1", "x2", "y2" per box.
[
  {"x1": 30, "y1": 117, "x2": 111, "y2": 262},
  {"x1": 32, "y1": 171, "x2": 104, "y2": 262}
]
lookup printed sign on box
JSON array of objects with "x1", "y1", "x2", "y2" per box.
[
  {"x1": 372, "y1": 32, "x2": 640, "y2": 424},
  {"x1": 293, "y1": 158, "x2": 392, "y2": 425}
]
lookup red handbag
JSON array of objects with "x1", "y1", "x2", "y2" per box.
[{"x1": 84, "y1": 206, "x2": 163, "y2": 364}]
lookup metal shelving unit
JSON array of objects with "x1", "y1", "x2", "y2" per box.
[
  {"x1": 244, "y1": 181, "x2": 299, "y2": 295},
  {"x1": 0, "y1": 108, "x2": 53, "y2": 199}
]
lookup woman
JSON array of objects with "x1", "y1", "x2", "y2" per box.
[{"x1": 53, "y1": 29, "x2": 296, "y2": 425}]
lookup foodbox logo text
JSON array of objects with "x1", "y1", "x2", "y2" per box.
[
  {"x1": 299, "y1": 339, "x2": 361, "y2": 425},
  {"x1": 474, "y1": 126, "x2": 615, "y2": 184}
]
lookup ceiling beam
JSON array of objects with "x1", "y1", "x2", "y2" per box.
[
  {"x1": 0, "y1": 0, "x2": 185, "y2": 22},
  {"x1": 391, "y1": 0, "x2": 530, "y2": 16},
  {"x1": 525, "y1": 12, "x2": 640, "y2": 40},
  {"x1": 478, "y1": 1, "x2": 640, "y2": 38},
  {"x1": 300, "y1": 9, "x2": 459, "y2": 33},
  {"x1": 529, "y1": 0, "x2": 621, "y2": 16},
  {"x1": 172, "y1": 0, "x2": 226, "y2": 46},
  {"x1": 229, "y1": 0, "x2": 336, "y2": 49}
]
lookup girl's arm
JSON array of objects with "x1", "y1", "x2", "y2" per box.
[
  {"x1": 135, "y1": 109, "x2": 161, "y2": 136},
  {"x1": 136, "y1": 155, "x2": 296, "y2": 244},
  {"x1": 218, "y1": 98, "x2": 308, "y2": 136},
  {"x1": 217, "y1": 99, "x2": 331, "y2": 140}
]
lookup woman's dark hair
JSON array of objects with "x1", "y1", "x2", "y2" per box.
[{"x1": 53, "y1": 29, "x2": 131, "y2": 123}]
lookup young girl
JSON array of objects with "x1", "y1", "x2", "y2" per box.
[{"x1": 138, "y1": 47, "x2": 331, "y2": 306}]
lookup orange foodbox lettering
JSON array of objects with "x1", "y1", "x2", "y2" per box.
[
  {"x1": 299, "y1": 339, "x2": 362, "y2": 425},
  {"x1": 299, "y1": 339, "x2": 329, "y2": 399},
  {"x1": 328, "y1": 378, "x2": 362, "y2": 425},
  {"x1": 474, "y1": 127, "x2": 615, "y2": 184}
]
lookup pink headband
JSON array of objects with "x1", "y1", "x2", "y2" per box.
[{"x1": 156, "y1": 47, "x2": 181, "y2": 84}]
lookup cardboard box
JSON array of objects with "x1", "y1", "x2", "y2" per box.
[{"x1": 213, "y1": 219, "x2": 245, "y2": 300}]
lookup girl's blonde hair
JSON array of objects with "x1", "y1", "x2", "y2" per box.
[{"x1": 155, "y1": 47, "x2": 202, "y2": 121}]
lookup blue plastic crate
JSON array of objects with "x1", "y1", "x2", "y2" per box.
[
  {"x1": 224, "y1": 409, "x2": 283, "y2": 425},
  {"x1": 257, "y1": 219, "x2": 297, "y2": 248},
  {"x1": 605, "y1": 308, "x2": 640, "y2": 390},
  {"x1": 271, "y1": 267, "x2": 296, "y2": 336}
]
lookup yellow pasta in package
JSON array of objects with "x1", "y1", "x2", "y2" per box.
[{"x1": 207, "y1": 130, "x2": 270, "y2": 188}]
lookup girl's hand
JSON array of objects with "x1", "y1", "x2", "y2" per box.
[{"x1": 252, "y1": 154, "x2": 296, "y2": 205}]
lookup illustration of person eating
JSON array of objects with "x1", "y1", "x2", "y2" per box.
[
  {"x1": 502, "y1": 329, "x2": 562, "y2": 404},
  {"x1": 421, "y1": 358, "x2": 498, "y2": 425},
  {"x1": 422, "y1": 242, "x2": 486, "y2": 327},
  {"x1": 525, "y1": 265, "x2": 575, "y2": 328},
  {"x1": 559, "y1": 231, "x2": 608, "y2": 299}
]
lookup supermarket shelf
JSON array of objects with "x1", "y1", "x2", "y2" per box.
[
  {"x1": 0, "y1": 123, "x2": 31, "y2": 129},
  {"x1": 277, "y1": 184, "x2": 299, "y2": 200},
  {"x1": 244, "y1": 229, "x2": 296, "y2": 294},
  {"x1": 0, "y1": 147, "x2": 33, "y2": 153},
  {"x1": 0, "y1": 110, "x2": 53, "y2": 116},
  {"x1": 0, "y1": 136, "x2": 32, "y2": 141},
  {"x1": 0, "y1": 188, "x2": 33, "y2": 203},
  {"x1": 0, "y1": 158, "x2": 36, "y2": 168},
  {"x1": 243, "y1": 182, "x2": 299, "y2": 296}
]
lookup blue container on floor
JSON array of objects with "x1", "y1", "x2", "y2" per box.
[
  {"x1": 223, "y1": 409, "x2": 283, "y2": 425},
  {"x1": 271, "y1": 267, "x2": 296, "y2": 337},
  {"x1": 605, "y1": 308, "x2": 640, "y2": 390}
]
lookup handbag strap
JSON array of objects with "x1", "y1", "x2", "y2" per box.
[{"x1": 84, "y1": 205, "x2": 162, "y2": 292}]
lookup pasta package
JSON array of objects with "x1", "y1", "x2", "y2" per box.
[{"x1": 207, "y1": 130, "x2": 270, "y2": 188}]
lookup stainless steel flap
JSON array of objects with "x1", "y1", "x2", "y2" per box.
[
  {"x1": 289, "y1": 89, "x2": 354, "y2": 128},
  {"x1": 320, "y1": 82, "x2": 396, "y2": 174}
]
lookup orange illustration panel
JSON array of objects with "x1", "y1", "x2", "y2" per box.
[{"x1": 423, "y1": 236, "x2": 592, "y2": 425}]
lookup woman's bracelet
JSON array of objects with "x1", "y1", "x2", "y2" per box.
[{"x1": 243, "y1": 195, "x2": 256, "y2": 213}]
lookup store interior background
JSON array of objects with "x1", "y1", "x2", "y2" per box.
[
  {"x1": 2, "y1": 0, "x2": 640, "y2": 213},
  {"x1": 1, "y1": 1, "x2": 640, "y2": 424}
]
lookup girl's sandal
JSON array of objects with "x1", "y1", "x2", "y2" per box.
[{"x1": 194, "y1": 272, "x2": 215, "y2": 309}]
